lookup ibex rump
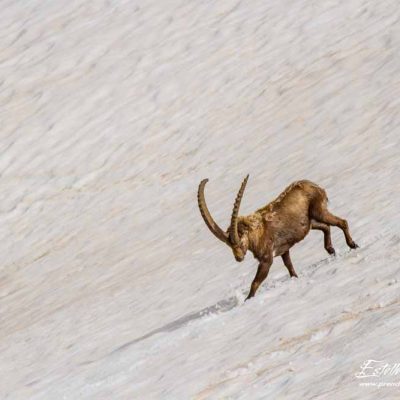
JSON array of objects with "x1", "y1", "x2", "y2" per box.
[{"x1": 198, "y1": 176, "x2": 358, "y2": 300}]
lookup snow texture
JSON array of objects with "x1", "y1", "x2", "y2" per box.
[{"x1": 1, "y1": 0, "x2": 399, "y2": 399}]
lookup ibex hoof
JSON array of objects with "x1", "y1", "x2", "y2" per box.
[
  {"x1": 349, "y1": 242, "x2": 359, "y2": 249},
  {"x1": 326, "y1": 246, "x2": 336, "y2": 256}
]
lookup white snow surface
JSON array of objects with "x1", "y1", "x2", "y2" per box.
[{"x1": 1, "y1": 1, "x2": 400, "y2": 399}]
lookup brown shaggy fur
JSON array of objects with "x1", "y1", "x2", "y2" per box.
[{"x1": 198, "y1": 178, "x2": 358, "y2": 300}]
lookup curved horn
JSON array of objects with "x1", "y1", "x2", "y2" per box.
[
  {"x1": 229, "y1": 175, "x2": 249, "y2": 245},
  {"x1": 197, "y1": 179, "x2": 230, "y2": 244}
]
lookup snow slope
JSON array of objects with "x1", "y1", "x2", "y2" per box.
[{"x1": 1, "y1": 0, "x2": 399, "y2": 399}]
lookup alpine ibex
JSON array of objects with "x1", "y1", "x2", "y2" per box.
[{"x1": 198, "y1": 176, "x2": 358, "y2": 300}]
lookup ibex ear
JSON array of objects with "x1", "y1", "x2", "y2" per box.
[{"x1": 237, "y1": 221, "x2": 246, "y2": 235}]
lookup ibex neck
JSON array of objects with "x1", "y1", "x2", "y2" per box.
[{"x1": 245, "y1": 213, "x2": 272, "y2": 260}]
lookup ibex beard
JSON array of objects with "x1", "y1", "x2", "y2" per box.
[{"x1": 198, "y1": 176, "x2": 358, "y2": 300}]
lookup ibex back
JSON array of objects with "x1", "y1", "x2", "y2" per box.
[{"x1": 198, "y1": 176, "x2": 358, "y2": 300}]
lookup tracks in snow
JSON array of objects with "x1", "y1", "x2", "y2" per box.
[{"x1": 106, "y1": 236, "x2": 383, "y2": 357}]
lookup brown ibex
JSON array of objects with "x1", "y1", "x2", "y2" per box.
[{"x1": 197, "y1": 176, "x2": 358, "y2": 300}]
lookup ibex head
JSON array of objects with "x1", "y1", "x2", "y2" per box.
[{"x1": 197, "y1": 175, "x2": 250, "y2": 262}]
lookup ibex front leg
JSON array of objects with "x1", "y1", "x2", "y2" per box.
[{"x1": 246, "y1": 255, "x2": 273, "y2": 300}]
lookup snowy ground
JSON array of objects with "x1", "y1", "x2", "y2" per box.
[{"x1": 1, "y1": 0, "x2": 400, "y2": 399}]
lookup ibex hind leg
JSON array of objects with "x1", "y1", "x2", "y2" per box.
[
  {"x1": 311, "y1": 220, "x2": 336, "y2": 255},
  {"x1": 310, "y1": 200, "x2": 358, "y2": 250}
]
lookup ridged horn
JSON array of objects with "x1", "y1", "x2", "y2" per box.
[
  {"x1": 198, "y1": 179, "x2": 230, "y2": 244},
  {"x1": 229, "y1": 175, "x2": 249, "y2": 245}
]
